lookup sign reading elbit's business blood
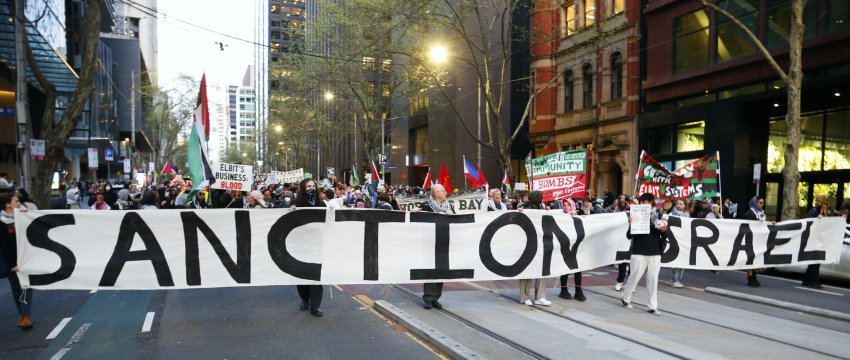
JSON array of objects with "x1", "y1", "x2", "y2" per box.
[
  {"x1": 13, "y1": 209, "x2": 844, "y2": 290},
  {"x1": 525, "y1": 149, "x2": 588, "y2": 202},
  {"x1": 211, "y1": 163, "x2": 253, "y2": 191}
]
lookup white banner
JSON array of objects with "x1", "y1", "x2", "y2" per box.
[
  {"x1": 211, "y1": 163, "x2": 253, "y2": 192},
  {"x1": 396, "y1": 187, "x2": 489, "y2": 214},
  {"x1": 12, "y1": 210, "x2": 845, "y2": 290},
  {"x1": 270, "y1": 168, "x2": 304, "y2": 185}
]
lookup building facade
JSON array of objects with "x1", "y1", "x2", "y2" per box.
[
  {"x1": 642, "y1": 0, "x2": 850, "y2": 219},
  {"x1": 227, "y1": 85, "x2": 257, "y2": 150},
  {"x1": 529, "y1": 0, "x2": 639, "y2": 197}
]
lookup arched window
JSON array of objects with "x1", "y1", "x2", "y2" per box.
[
  {"x1": 582, "y1": 63, "x2": 593, "y2": 108},
  {"x1": 563, "y1": 70, "x2": 574, "y2": 112},
  {"x1": 611, "y1": 52, "x2": 624, "y2": 100}
]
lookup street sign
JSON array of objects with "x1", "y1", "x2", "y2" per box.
[
  {"x1": 123, "y1": 159, "x2": 131, "y2": 173},
  {"x1": 87, "y1": 148, "x2": 98, "y2": 169},
  {"x1": 105, "y1": 149, "x2": 114, "y2": 161},
  {"x1": 386, "y1": 165, "x2": 397, "y2": 170},
  {"x1": 379, "y1": 153, "x2": 388, "y2": 164},
  {"x1": 753, "y1": 163, "x2": 761, "y2": 181}
]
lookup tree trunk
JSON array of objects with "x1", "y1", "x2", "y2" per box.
[{"x1": 780, "y1": 0, "x2": 806, "y2": 221}]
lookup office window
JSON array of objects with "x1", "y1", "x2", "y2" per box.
[
  {"x1": 362, "y1": 57, "x2": 375, "y2": 70},
  {"x1": 271, "y1": 5, "x2": 280, "y2": 14},
  {"x1": 382, "y1": 59, "x2": 392, "y2": 72},
  {"x1": 676, "y1": 121, "x2": 705, "y2": 152},
  {"x1": 716, "y1": 0, "x2": 759, "y2": 63},
  {"x1": 610, "y1": 52, "x2": 623, "y2": 100},
  {"x1": 563, "y1": 70, "x2": 574, "y2": 112},
  {"x1": 766, "y1": 0, "x2": 817, "y2": 49},
  {"x1": 827, "y1": 0, "x2": 850, "y2": 33},
  {"x1": 583, "y1": 0, "x2": 596, "y2": 27},
  {"x1": 610, "y1": 0, "x2": 624, "y2": 15},
  {"x1": 582, "y1": 64, "x2": 593, "y2": 108},
  {"x1": 673, "y1": 9, "x2": 710, "y2": 73},
  {"x1": 563, "y1": 1, "x2": 576, "y2": 36}
]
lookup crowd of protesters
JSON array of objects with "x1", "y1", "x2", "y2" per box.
[{"x1": 2, "y1": 173, "x2": 849, "y2": 329}]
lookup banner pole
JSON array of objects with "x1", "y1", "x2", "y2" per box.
[
  {"x1": 716, "y1": 150, "x2": 722, "y2": 205},
  {"x1": 633, "y1": 150, "x2": 644, "y2": 197}
]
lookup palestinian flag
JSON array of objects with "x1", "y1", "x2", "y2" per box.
[
  {"x1": 187, "y1": 74, "x2": 215, "y2": 197},
  {"x1": 350, "y1": 165, "x2": 360, "y2": 186}
]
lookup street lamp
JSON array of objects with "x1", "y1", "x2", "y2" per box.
[
  {"x1": 428, "y1": 45, "x2": 449, "y2": 64},
  {"x1": 274, "y1": 124, "x2": 283, "y2": 133}
]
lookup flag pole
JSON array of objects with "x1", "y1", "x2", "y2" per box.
[
  {"x1": 716, "y1": 150, "x2": 722, "y2": 205},
  {"x1": 633, "y1": 150, "x2": 644, "y2": 198}
]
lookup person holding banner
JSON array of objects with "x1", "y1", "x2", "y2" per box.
[
  {"x1": 802, "y1": 196, "x2": 830, "y2": 289},
  {"x1": 291, "y1": 178, "x2": 327, "y2": 317},
  {"x1": 558, "y1": 198, "x2": 586, "y2": 302},
  {"x1": 0, "y1": 193, "x2": 33, "y2": 329},
  {"x1": 742, "y1": 196, "x2": 767, "y2": 287},
  {"x1": 621, "y1": 193, "x2": 666, "y2": 315},
  {"x1": 487, "y1": 188, "x2": 507, "y2": 211},
  {"x1": 669, "y1": 200, "x2": 689, "y2": 288},
  {"x1": 414, "y1": 184, "x2": 455, "y2": 310},
  {"x1": 516, "y1": 191, "x2": 553, "y2": 307}
]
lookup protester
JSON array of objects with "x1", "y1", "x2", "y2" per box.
[
  {"x1": 91, "y1": 193, "x2": 111, "y2": 210},
  {"x1": 516, "y1": 191, "x2": 552, "y2": 306},
  {"x1": 802, "y1": 195, "x2": 829, "y2": 289},
  {"x1": 487, "y1": 188, "x2": 506, "y2": 211},
  {"x1": 248, "y1": 190, "x2": 268, "y2": 208},
  {"x1": 0, "y1": 173, "x2": 12, "y2": 192},
  {"x1": 375, "y1": 193, "x2": 393, "y2": 210},
  {"x1": 615, "y1": 198, "x2": 637, "y2": 291},
  {"x1": 114, "y1": 189, "x2": 134, "y2": 210},
  {"x1": 0, "y1": 192, "x2": 33, "y2": 329},
  {"x1": 414, "y1": 184, "x2": 455, "y2": 310},
  {"x1": 558, "y1": 198, "x2": 586, "y2": 301},
  {"x1": 66, "y1": 182, "x2": 82, "y2": 209},
  {"x1": 668, "y1": 199, "x2": 689, "y2": 288},
  {"x1": 621, "y1": 193, "x2": 666, "y2": 315},
  {"x1": 742, "y1": 196, "x2": 766, "y2": 287},
  {"x1": 15, "y1": 189, "x2": 38, "y2": 211},
  {"x1": 139, "y1": 191, "x2": 159, "y2": 210},
  {"x1": 705, "y1": 203, "x2": 723, "y2": 219},
  {"x1": 292, "y1": 178, "x2": 326, "y2": 317}
]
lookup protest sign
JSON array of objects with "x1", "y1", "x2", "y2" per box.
[
  {"x1": 396, "y1": 187, "x2": 489, "y2": 214},
  {"x1": 210, "y1": 163, "x2": 253, "y2": 191},
  {"x1": 13, "y1": 210, "x2": 844, "y2": 290},
  {"x1": 526, "y1": 149, "x2": 588, "y2": 202},
  {"x1": 629, "y1": 204, "x2": 652, "y2": 235},
  {"x1": 637, "y1": 151, "x2": 720, "y2": 200},
  {"x1": 267, "y1": 169, "x2": 304, "y2": 185}
]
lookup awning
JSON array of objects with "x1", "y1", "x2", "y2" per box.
[{"x1": 0, "y1": 4, "x2": 78, "y2": 94}]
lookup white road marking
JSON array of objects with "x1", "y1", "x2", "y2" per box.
[
  {"x1": 50, "y1": 322, "x2": 91, "y2": 360},
  {"x1": 46, "y1": 318, "x2": 72, "y2": 340},
  {"x1": 141, "y1": 312, "x2": 155, "y2": 332},
  {"x1": 46, "y1": 317, "x2": 72, "y2": 340},
  {"x1": 89, "y1": 289, "x2": 97, "y2": 294},
  {"x1": 794, "y1": 286, "x2": 844, "y2": 296}
]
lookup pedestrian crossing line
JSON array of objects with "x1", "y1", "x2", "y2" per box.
[
  {"x1": 89, "y1": 289, "x2": 97, "y2": 294},
  {"x1": 794, "y1": 286, "x2": 844, "y2": 296},
  {"x1": 586, "y1": 271, "x2": 610, "y2": 276},
  {"x1": 49, "y1": 322, "x2": 91, "y2": 360},
  {"x1": 46, "y1": 317, "x2": 72, "y2": 340},
  {"x1": 333, "y1": 285, "x2": 344, "y2": 292},
  {"x1": 141, "y1": 312, "x2": 155, "y2": 333}
]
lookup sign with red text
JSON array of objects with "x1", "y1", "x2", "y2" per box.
[
  {"x1": 525, "y1": 149, "x2": 588, "y2": 202},
  {"x1": 636, "y1": 151, "x2": 719, "y2": 200},
  {"x1": 211, "y1": 163, "x2": 253, "y2": 191}
]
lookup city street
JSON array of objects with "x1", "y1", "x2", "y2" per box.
[{"x1": 2, "y1": 268, "x2": 848, "y2": 359}]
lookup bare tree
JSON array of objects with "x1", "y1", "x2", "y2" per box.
[
  {"x1": 143, "y1": 74, "x2": 197, "y2": 172},
  {"x1": 22, "y1": 0, "x2": 101, "y2": 207},
  {"x1": 698, "y1": 0, "x2": 805, "y2": 220}
]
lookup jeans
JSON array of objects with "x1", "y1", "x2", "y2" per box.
[
  {"x1": 7, "y1": 274, "x2": 32, "y2": 315},
  {"x1": 671, "y1": 268, "x2": 684, "y2": 283}
]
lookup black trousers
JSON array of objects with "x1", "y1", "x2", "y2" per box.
[
  {"x1": 617, "y1": 263, "x2": 630, "y2": 283},
  {"x1": 803, "y1": 264, "x2": 821, "y2": 286},
  {"x1": 560, "y1": 272, "x2": 583, "y2": 288},
  {"x1": 422, "y1": 282, "x2": 443, "y2": 303},
  {"x1": 297, "y1": 285, "x2": 323, "y2": 309}
]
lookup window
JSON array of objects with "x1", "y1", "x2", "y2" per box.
[
  {"x1": 768, "y1": 110, "x2": 850, "y2": 173},
  {"x1": 382, "y1": 81, "x2": 390, "y2": 97},
  {"x1": 766, "y1": 0, "x2": 817, "y2": 49},
  {"x1": 716, "y1": 0, "x2": 759, "y2": 63},
  {"x1": 563, "y1": 70, "x2": 574, "y2": 112},
  {"x1": 583, "y1": 0, "x2": 595, "y2": 27},
  {"x1": 673, "y1": 9, "x2": 710, "y2": 73},
  {"x1": 610, "y1": 52, "x2": 623, "y2": 100},
  {"x1": 676, "y1": 121, "x2": 705, "y2": 152},
  {"x1": 582, "y1": 64, "x2": 593, "y2": 108},
  {"x1": 563, "y1": 1, "x2": 576, "y2": 36},
  {"x1": 271, "y1": 5, "x2": 280, "y2": 14},
  {"x1": 362, "y1": 57, "x2": 375, "y2": 70},
  {"x1": 610, "y1": 0, "x2": 624, "y2": 15},
  {"x1": 827, "y1": 0, "x2": 850, "y2": 33}
]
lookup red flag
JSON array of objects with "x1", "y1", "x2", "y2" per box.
[
  {"x1": 161, "y1": 162, "x2": 176, "y2": 175},
  {"x1": 476, "y1": 165, "x2": 488, "y2": 188},
  {"x1": 502, "y1": 169, "x2": 511, "y2": 185},
  {"x1": 436, "y1": 163, "x2": 453, "y2": 192},
  {"x1": 371, "y1": 161, "x2": 382, "y2": 183},
  {"x1": 422, "y1": 167, "x2": 433, "y2": 189},
  {"x1": 195, "y1": 74, "x2": 211, "y2": 138}
]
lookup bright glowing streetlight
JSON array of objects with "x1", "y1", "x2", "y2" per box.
[
  {"x1": 428, "y1": 45, "x2": 448, "y2": 64},
  {"x1": 324, "y1": 91, "x2": 334, "y2": 101},
  {"x1": 274, "y1": 125, "x2": 283, "y2": 133}
]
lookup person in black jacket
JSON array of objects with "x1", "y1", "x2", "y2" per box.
[
  {"x1": 291, "y1": 178, "x2": 326, "y2": 317},
  {"x1": 0, "y1": 193, "x2": 33, "y2": 329},
  {"x1": 621, "y1": 193, "x2": 667, "y2": 315},
  {"x1": 414, "y1": 184, "x2": 454, "y2": 310},
  {"x1": 742, "y1": 196, "x2": 766, "y2": 287}
]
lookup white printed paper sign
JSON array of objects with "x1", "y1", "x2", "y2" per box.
[
  {"x1": 211, "y1": 163, "x2": 254, "y2": 191},
  {"x1": 629, "y1": 204, "x2": 652, "y2": 235}
]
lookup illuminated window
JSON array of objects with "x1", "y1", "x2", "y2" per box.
[
  {"x1": 382, "y1": 59, "x2": 392, "y2": 72},
  {"x1": 563, "y1": 1, "x2": 576, "y2": 36},
  {"x1": 362, "y1": 57, "x2": 375, "y2": 70},
  {"x1": 271, "y1": 5, "x2": 280, "y2": 14},
  {"x1": 827, "y1": 0, "x2": 850, "y2": 33},
  {"x1": 676, "y1": 121, "x2": 705, "y2": 152},
  {"x1": 583, "y1": 0, "x2": 595, "y2": 27},
  {"x1": 766, "y1": 0, "x2": 817, "y2": 49},
  {"x1": 610, "y1": 0, "x2": 624, "y2": 15},
  {"x1": 716, "y1": 0, "x2": 758, "y2": 63},
  {"x1": 673, "y1": 9, "x2": 709, "y2": 73}
]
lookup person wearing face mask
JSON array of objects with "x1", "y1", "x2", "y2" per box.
[{"x1": 291, "y1": 178, "x2": 326, "y2": 317}]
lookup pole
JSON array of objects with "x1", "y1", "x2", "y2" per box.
[
  {"x1": 14, "y1": 0, "x2": 30, "y2": 190},
  {"x1": 131, "y1": 70, "x2": 136, "y2": 180},
  {"x1": 477, "y1": 77, "x2": 481, "y2": 168}
]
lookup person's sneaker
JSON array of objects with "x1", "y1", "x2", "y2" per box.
[
  {"x1": 620, "y1": 298, "x2": 632, "y2": 309},
  {"x1": 573, "y1": 291, "x2": 587, "y2": 302},
  {"x1": 558, "y1": 289, "x2": 573, "y2": 300},
  {"x1": 431, "y1": 301, "x2": 443, "y2": 309},
  {"x1": 615, "y1": 282, "x2": 623, "y2": 291},
  {"x1": 648, "y1": 309, "x2": 661, "y2": 316},
  {"x1": 523, "y1": 299, "x2": 533, "y2": 306},
  {"x1": 18, "y1": 315, "x2": 33, "y2": 330},
  {"x1": 534, "y1": 298, "x2": 551, "y2": 306},
  {"x1": 310, "y1": 308, "x2": 323, "y2": 317},
  {"x1": 672, "y1": 281, "x2": 684, "y2": 288}
]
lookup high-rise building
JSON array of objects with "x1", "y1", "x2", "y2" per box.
[{"x1": 227, "y1": 84, "x2": 257, "y2": 150}]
